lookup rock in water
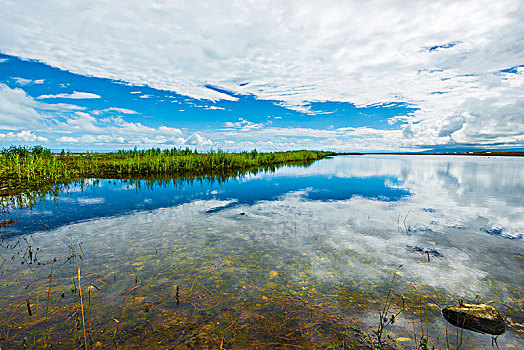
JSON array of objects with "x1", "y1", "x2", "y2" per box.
[{"x1": 442, "y1": 303, "x2": 506, "y2": 335}]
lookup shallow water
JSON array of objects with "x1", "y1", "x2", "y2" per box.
[{"x1": 0, "y1": 155, "x2": 523, "y2": 349}]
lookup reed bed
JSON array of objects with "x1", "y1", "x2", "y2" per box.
[{"x1": 0, "y1": 146, "x2": 333, "y2": 194}]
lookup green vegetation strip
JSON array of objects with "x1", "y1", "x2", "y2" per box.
[{"x1": 0, "y1": 145, "x2": 333, "y2": 193}]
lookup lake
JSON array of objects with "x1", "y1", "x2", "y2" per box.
[{"x1": 1, "y1": 155, "x2": 523, "y2": 349}]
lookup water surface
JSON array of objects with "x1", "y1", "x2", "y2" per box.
[{"x1": 1, "y1": 155, "x2": 523, "y2": 349}]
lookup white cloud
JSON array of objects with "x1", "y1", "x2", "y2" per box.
[
  {"x1": 57, "y1": 136, "x2": 79, "y2": 143},
  {"x1": 101, "y1": 107, "x2": 138, "y2": 115},
  {"x1": 38, "y1": 103, "x2": 86, "y2": 111},
  {"x1": 64, "y1": 112, "x2": 101, "y2": 133},
  {"x1": 53, "y1": 114, "x2": 186, "y2": 146},
  {"x1": 37, "y1": 91, "x2": 101, "y2": 99},
  {"x1": 57, "y1": 134, "x2": 126, "y2": 144},
  {"x1": 209, "y1": 125, "x2": 412, "y2": 151},
  {"x1": 223, "y1": 118, "x2": 264, "y2": 131},
  {"x1": 12, "y1": 77, "x2": 44, "y2": 86},
  {"x1": 0, "y1": 83, "x2": 43, "y2": 128},
  {"x1": 185, "y1": 133, "x2": 212, "y2": 146},
  {"x1": 0, "y1": 130, "x2": 48, "y2": 142},
  {"x1": 0, "y1": 84, "x2": 191, "y2": 148},
  {"x1": 157, "y1": 126, "x2": 183, "y2": 135},
  {"x1": 12, "y1": 77, "x2": 32, "y2": 86}
]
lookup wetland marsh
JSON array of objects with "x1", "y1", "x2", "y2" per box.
[{"x1": 0, "y1": 154, "x2": 523, "y2": 349}]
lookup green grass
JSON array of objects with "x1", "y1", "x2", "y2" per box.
[{"x1": 0, "y1": 145, "x2": 334, "y2": 194}]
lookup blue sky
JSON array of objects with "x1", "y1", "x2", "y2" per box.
[{"x1": 0, "y1": 1, "x2": 522, "y2": 152}]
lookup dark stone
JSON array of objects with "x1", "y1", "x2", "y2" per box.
[
  {"x1": 406, "y1": 245, "x2": 443, "y2": 257},
  {"x1": 442, "y1": 303, "x2": 506, "y2": 335}
]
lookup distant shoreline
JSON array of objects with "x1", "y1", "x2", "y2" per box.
[{"x1": 336, "y1": 151, "x2": 524, "y2": 157}]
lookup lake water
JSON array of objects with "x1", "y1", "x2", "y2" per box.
[{"x1": 1, "y1": 155, "x2": 523, "y2": 349}]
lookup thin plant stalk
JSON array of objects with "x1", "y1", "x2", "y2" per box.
[
  {"x1": 0, "y1": 300, "x2": 23, "y2": 340},
  {"x1": 44, "y1": 259, "x2": 54, "y2": 349},
  {"x1": 78, "y1": 268, "x2": 87, "y2": 350},
  {"x1": 375, "y1": 264, "x2": 404, "y2": 345}
]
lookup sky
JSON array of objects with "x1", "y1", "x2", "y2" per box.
[{"x1": 0, "y1": 0, "x2": 523, "y2": 152}]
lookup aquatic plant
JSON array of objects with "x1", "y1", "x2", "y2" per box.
[{"x1": 373, "y1": 264, "x2": 405, "y2": 346}]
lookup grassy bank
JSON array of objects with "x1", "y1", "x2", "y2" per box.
[{"x1": 0, "y1": 146, "x2": 333, "y2": 194}]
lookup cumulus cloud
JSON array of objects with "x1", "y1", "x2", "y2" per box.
[
  {"x1": 0, "y1": 84, "x2": 196, "y2": 148},
  {"x1": 208, "y1": 125, "x2": 410, "y2": 151},
  {"x1": 62, "y1": 112, "x2": 101, "y2": 133},
  {"x1": 0, "y1": 83, "x2": 43, "y2": 128},
  {"x1": 57, "y1": 135, "x2": 126, "y2": 144},
  {"x1": 185, "y1": 133, "x2": 213, "y2": 147},
  {"x1": 402, "y1": 97, "x2": 524, "y2": 146},
  {"x1": 53, "y1": 114, "x2": 188, "y2": 147},
  {"x1": 0, "y1": 130, "x2": 47, "y2": 142},
  {"x1": 0, "y1": 1, "x2": 522, "y2": 149}
]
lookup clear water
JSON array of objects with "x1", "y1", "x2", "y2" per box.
[{"x1": 1, "y1": 155, "x2": 523, "y2": 349}]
